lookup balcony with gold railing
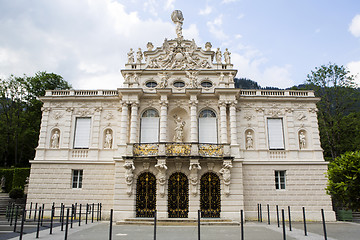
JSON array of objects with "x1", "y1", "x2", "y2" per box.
[{"x1": 132, "y1": 143, "x2": 227, "y2": 158}]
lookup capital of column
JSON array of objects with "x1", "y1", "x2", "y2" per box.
[
  {"x1": 159, "y1": 100, "x2": 168, "y2": 107},
  {"x1": 229, "y1": 100, "x2": 238, "y2": 108},
  {"x1": 218, "y1": 100, "x2": 227, "y2": 108},
  {"x1": 189, "y1": 99, "x2": 198, "y2": 107},
  {"x1": 130, "y1": 101, "x2": 139, "y2": 108}
]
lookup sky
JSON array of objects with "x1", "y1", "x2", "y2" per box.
[{"x1": 0, "y1": 0, "x2": 360, "y2": 89}]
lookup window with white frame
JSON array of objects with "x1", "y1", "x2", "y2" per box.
[
  {"x1": 267, "y1": 118, "x2": 285, "y2": 149},
  {"x1": 72, "y1": 170, "x2": 83, "y2": 188},
  {"x1": 198, "y1": 109, "x2": 217, "y2": 144},
  {"x1": 73, "y1": 117, "x2": 91, "y2": 149},
  {"x1": 275, "y1": 170, "x2": 286, "y2": 189},
  {"x1": 140, "y1": 109, "x2": 159, "y2": 143}
]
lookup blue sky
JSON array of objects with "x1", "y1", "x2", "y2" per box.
[{"x1": 0, "y1": 0, "x2": 359, "y2": 89}]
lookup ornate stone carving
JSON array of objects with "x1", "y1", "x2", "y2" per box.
[
  {"x1": 175, "y1": 162, "x2": 182, "y2": 171},
  {"x1": 246, "y1": 131, "x2": 253, "y2": 150},
  {"x1": 207, "y1": 162, "x2": 214, "y2": 171},
  {"x1": 94, "y1": 107, "x2": 103, "y2": 112},
  {"x1": 41, "y1": 107, "x2": 51, "y2": 112},
  {"x1": 185, "y1": 71, "x2": 199, "y2": 88},
  {"x1": 308, "y1": 108, "x2": 317, "y2": 113},
  {"x1": 171, "y1": 10, "x2": 184, "y2": 39},
  {"x1": 267, "y1": 108, "x2": 283, "y2": 117},
  {"x1": 76, "y1": 108, "x2": 93, "y2": 116},
  {"x1": 136, "y1": 48, "x2": 143, "y2": 64},
  {"x1": 297, "y1": 112, "x2": 307, "y2": 121},
  {"x1": 228, "y1": 72, "x2": 235, "y2": 83},
  {"x1": 198, "y1": 144, "x2": 224, "y2": 157},
  {"x1": 143, "y1": 162, "x2": 150, "y2": 170},
  {"x1": 189, "y1": 161, "x2": 201, "y2": 196},
  {"x1": 51, "y1": 130, "x2": 60, "y2": 149},
  {"x1": 155, "y1": 159, "x2": 167, "y2": 197},
  {"x1": 104, "y1": 129, "x2": 113, "y2": 149},
  {"x1": 299, "y1": 131, "x2": 306, "y2": 149},
  {"x1": 224, "y1": 48, "x2": 231, "y2": 64},
  {"x1": 173, "y1": 115, "x2": 186, "y2": 142},
  {"x1": 158, "y1": 72, "x2": 171, "y2": 88},
  {"x1": 205, "y1": 42, "x2": 212, "y2": 51},
  {"x1": 104, "y1": 111, "x2": 114, "y2": 121},
  {"x1": 124, "y1": 161, "x2": 135, "y2": 196},
  {"x1": 66, "y1": 107, "x2": 74, "y2": 112},
  {"x1": 219, "y1": 161, "x2": 232, "y2": 196},
  {"x1": 52, "y1": 111, "x2": 63, "y2": 120},
  {"x1": 127, "y1": 48, "x2": 134, "y2": 64},
  {"x1": 215, "y1": 48, "x2": 222, "y2": 64},
  {"x1": 133, "y1": 143, "x2": 159, "y2": 156},
  {"x1": 243, "y1": 111, "x2": 254, "y2": 121},
  {"x1": 147, "y1": 42, "x2": 154, "y2": 51}
]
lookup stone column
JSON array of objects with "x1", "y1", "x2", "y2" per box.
[
  {"x1": 229, "y1": 101, "x2": 238, "y2": 145},
  {"x1": 119, "y1": 101, "x2": 129, "y2": 145},
  {"x1": 159, "y1": 100, "x2": 168, "y2": 142},
  {"x1": 189, "y1": 99, "x2": 198, "y2": 142},
  {"x1": 219, "y1": 101, "x2": 228, "y2": 144},
  {"x1": 38, "y1": 107, "x2": 51, "y2": 149},
  {"x1": 129, "y1": 102, "x2": 139, "y2": 143}
]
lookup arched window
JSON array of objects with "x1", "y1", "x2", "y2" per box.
[
  {"x1": 140, "y1": 109, "x2": 159, "y2": 143},
  {"x1": 198, "y1": 109, "x2": 217, "y2": 143}
]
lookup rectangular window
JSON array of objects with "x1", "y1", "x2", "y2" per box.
[
  {"x1": 267, "y1": 118, "x2": 285, "y2": 149},
  {"x1": 199, "y1": 118, "x2": 218, "y2": 144},
  {"x1": 275, "y1": 170, "x2": 286, "y2": 189},
  {"x1": 73, "y1": 118, "x2": 91, "y2": 148},
  {"x1": 72, "y1": 170, "x2": 83, "y2": 188},
  {"x1": 140, "y1": 118, "x2": 159, "y2": 143}
]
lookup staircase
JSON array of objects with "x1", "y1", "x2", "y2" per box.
[
  {"x1": 117, "y1": 218, "x2": 239, "y2": 226},
  {"x1": 0, "y1": 193, "x2": 12, "y2": 216}
]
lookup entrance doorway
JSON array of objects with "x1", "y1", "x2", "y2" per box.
[
  {"x1": 136, "y1": 172, "x2": 156, "y2": 217},
  {"x1": 200, "y1": 172, "x2": 220, "y2": 218},
  {"x1": 168, "y1": 172, "x2": 189, "y2": 218}
]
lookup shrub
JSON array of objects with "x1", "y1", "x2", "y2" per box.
[
  {"x1": 12, "y1": 168, "x2": 30, "y2": 188},
  {"x1": 9, "y1": 187, "x2": 24, "y2": 199},
  {"x1": 0, "y1": 169, "x2": 14, "y2": 193}
]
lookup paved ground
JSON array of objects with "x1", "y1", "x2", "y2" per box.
[{"x1": 1, "y1": 220, "x2": 359, "y2": 240}]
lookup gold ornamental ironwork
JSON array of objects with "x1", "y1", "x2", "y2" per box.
[
  {"x1": 166, "y1": 143, "x2": 191, "y2": 156},
  {"x1": 133, "y1": 143, "x2": 159, "y2": 157},
  {"x1": 199, "y1": 144, "x2": 223, "y2": 157}
]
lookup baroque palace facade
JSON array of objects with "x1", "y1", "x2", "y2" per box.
[{"x1": 27, "y1": 11, "x2": 335, "y2": 221}]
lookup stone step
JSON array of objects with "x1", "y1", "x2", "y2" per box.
[{"x1": 117, "y1": 218, "x2": 239, "y2": 226}]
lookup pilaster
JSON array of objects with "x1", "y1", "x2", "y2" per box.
[{"x1": 129, "y1": 102, "x2": 139, "y2": 143}]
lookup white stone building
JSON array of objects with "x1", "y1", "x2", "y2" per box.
[{"x1": 27, "y1": 11, "x2": 335, "y2": 222}]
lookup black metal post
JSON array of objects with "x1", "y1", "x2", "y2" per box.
[
  {"x1": 50, "y1": 205, "x2": 54, "y2": 234},
  {"x1": 109, "y1": 209, "x2": 113, "y2": 240},
  {"x1": 36, "y1": 207, "x2": 41, "y2": 239},
  {"x1": 257, "y1": 203, "x2": 259, "y2": 222},
  {"x1": 282, "y1": 209, "x2": 286, "y2": 240},
  {"x1": 29, "y1": 202, "x2": 32, "y2": 219},
  {"x1": 198, "y1": 210, "x2": 201, "y2": 240},
  {"x1": 267, "y1": 204, "x2": 270, "y2": 225},
  {"x1": 287, "y1": 206, "x2": 292, "y2": 231},
  {"x1": 61, "y1": 205, "x2": 64, "y2": 231},
  {"x1": 92, "y1": 203, "x2": 94, "y2": 223},
  {"x1": 86, "y1": 204, "x2": 88, "y2": 224},
  {"x1": 276, "y1": 205, "x2": 280, "y2": 227},
  {"x1": 100, "y1": 203, "x2": 102, "y2": 220},
  {"x1": 302, "y1": 207, "x2": 307, "y2": 236},
  {"x1": 6, "y1": 204, "x2": 9, "y2": 221},
  {"x1": 321, "y1": 209, "x2": 327, "y2": 240},
  {"x1": 260, "y1": 204, "x2": 262, "y2": 222},
  {"x1": 60, "y1": 203, "x2": 63, "y2": 223},
  {"x1": 10, "y1": 203, "x2": 14, "y2": 226},
  {"x1": 97, "y1": 203, "x2": 99, "y2": 221},
  {"x1": 65, "y1": 208, "x2": 70, "y2": 240},
  {"x1": 154, "y1": 210, "x2": 157, "y2": 240},
  {"x1": 34, "y1": 203, "x2": 38, "y2": 221},
  {"x1": 19, "y1": 207, "x2": 25, "y2": 240},
  {"x1": 240, "y1": 210, "x2": 244, "y2": 240},
  {"x1": 79, "y1": 204, "x2": 82, "y2": 226},
  {"x1": 40, "y1": 204, "x2": 44, "y2": 226},
  {"x1": 13, "y1": 205, "x2": 19, "y2": 232},
  {"x1": 74, "y1": 203, "x2": 77, "y2": 220},
  {"x1": 70, "y1": 204, "x2": 73, "y2": 228}
]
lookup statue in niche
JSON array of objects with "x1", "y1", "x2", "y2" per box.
[
  {"x1": 205, "y1": 42, "x2": 212, "y2": 51},
  {"x1": 189, "y1": 162, "x2": 201, "y2": 196},
  {"x1": 299, "y1": 131, "x2": 306, "y2": 149},
  {"x1": 1, "y1": 176, "x2": 5, "y2": 192},
  {"x1": 173, "y1": 114, "x2": 186, "y2": 142},
  {"x1": 124, "y1": 162, "x2": 135, "y2": 196},
  {"x1": 246, "y1": 131, "x2": 253, "y2": 149},
  {"x1": 216, "y1": 48, "x2": 222, "y2": 64},
  {"x1": 219, "y1": 162, "x2": 232, "y2": 196},
  {"x1": 51, "y1": 130, "x2": 60, "y2": 149},
  {"x1": 147, "y1": 42, "x2": 154, "y2": 51},
  {"x1": 136, "y1": 48, "x2": 143, "y2": 64},
  {"x1": 155, "y1": 160, "x2": 167, "y2": 197},
  {"x1": 104, "y1": 130, "x2": 113, "y2": 149},
  {"x1": 223, "y1": 48, "x2": 231, "y2": 64},
  {"x1": 185, "y1": 71, "x2": 199, "y2": 88},
  {"x1": 171, "y1": 10, "x2": 184, "y2": 39},
  {"x1": 127, "y1": 48, "x2": 134, "y2": 64}
]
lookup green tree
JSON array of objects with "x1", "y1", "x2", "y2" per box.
[
  {"x1": 326, "y1": 151, "x2": 360, "y2": 211},
  {"x1": 0, "y1": 72, "x2": 71, "y2": 167},
  {"x1": 306, "y1": 63, "x2": 358, "y2": 161}
]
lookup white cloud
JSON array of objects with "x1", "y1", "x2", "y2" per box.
[
  {"x1": 349, "y1": 14, "x2": 360, "y2": 38},
  {"x1": 199, "y1": 6, "x2": 212, "y2": 16},
  {"x1": 222, "y1": 0, "x2": 238, "y2": 3},
  {"x1": 347, "y1": 61, "x2": 360, "y2": 86},
  {"x1": 237, "y1": 14, "x2": 245, "y2": 19},
  {"x1": 206, "y1": 14, "x2": 229, "y2": 41},
  {"x1": 164, "y1": 0, "x2": 175, "y2": 10},
  {"x1": 235, "y1": 34, "x2": 242, "y2": 39}
]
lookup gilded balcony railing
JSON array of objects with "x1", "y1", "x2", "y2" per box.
[
  {"x1": 133, "y1": 143, "x2": 159, "y2": 157},
  {"x1": 198, "y1": 144, "x2": 224, "y2": 157},
  {"x1": 165, "y1": 143, "x2": 191, "y2": 156}
]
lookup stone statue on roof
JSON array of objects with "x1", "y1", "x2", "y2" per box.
[{"x1": 171, "y1": 10, "x2": 184, "y2": 39}]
